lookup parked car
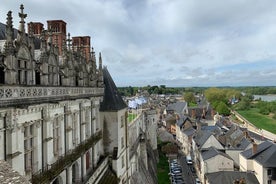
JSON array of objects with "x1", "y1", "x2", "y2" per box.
[
  {"x1": 186, "y1": 155, "x2": 193, "y2": 165},
  {"x1": 195, "y1": 178, "x2": 201, "y2": 184}
]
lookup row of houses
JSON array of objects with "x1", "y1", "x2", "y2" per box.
[{"x1": 162, "y1": 100, "x2": 276, "y2": 184}]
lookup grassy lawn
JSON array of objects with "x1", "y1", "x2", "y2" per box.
[
  {"x1": 188, "y1": 102, "x2": 198, "y2": 107},
  {"x1": 157, "y1": 151, "x2": 170, "y2": 184},
  {"x1": 238, "y1": 108, "x2": 276, "y2": 134},
  {"x1": 127, "y1": 113, "x2": 137, "y2": 123}
]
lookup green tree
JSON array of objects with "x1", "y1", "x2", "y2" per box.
[
  {"x1": 216, "y1": 102, "x2": 230, "y2": 115},
  {"x1": 235, "y1": 96, "x2": 251, "y2": 110},
  {"x1": 183, "y1": 92, "x2": 196, "y2": 104}
]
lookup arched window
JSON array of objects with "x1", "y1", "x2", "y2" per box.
[
  {"x1": 0, "y1": 66, "x2": 4, "y2": 84},
  {"x1": 18, "y1": 59, "x2": 28, "y2": 85},
  {"x1": 86, "y1": 151, "x2": 90, "y2": 170}
]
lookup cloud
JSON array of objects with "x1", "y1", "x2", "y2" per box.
[{"x1": 0, "y1": 0, "x2": 276, "y2": 87}]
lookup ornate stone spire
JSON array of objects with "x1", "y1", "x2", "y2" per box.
[
  {"x1": 99, "y1": 52, "x2": 102, "y2": 70},
  {"x1": 18, "y1": 4, "x2": 27, "y2": 33},
  {"x1": 62, "y1": 39, "x2": 67, "y2": 57},
  {"x1": 28, "y1": 22, "x2": 34, "y2": 37},
  {"x1": 5, "y1": 11, "x2": 13, "y2": 42},
  {"x1": 17, "y1": 4, "x2": 27, "y2": 43},
  {"x1": 66, "y1": 33, "x2": 72, "y2": 51},
  {"x1": 40, "y1": 29, "x2": 47, "y2": 51},
  {"x1": 4, "y1": 11, "x2": 15, "y2": 54},
  {"x1": 97, "y1": 52, "x2": 104, "y2": 87}
]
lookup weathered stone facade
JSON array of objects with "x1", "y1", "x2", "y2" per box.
[
  {"x1": 0, "y1": 4, "x2": 105, "y2": 184},
  {"x1": 0, "y1": 4, "x2": 159, "y2": 184}
]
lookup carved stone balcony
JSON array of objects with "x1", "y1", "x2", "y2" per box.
[
  {"x1": 0, "y1": 85, "x2": 104, "y2": 107},
  {"x1": 31, "y1": 130, "x2": 102, "y2": 184}
]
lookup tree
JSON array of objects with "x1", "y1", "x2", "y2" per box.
[
  {"x1": 183, "y1": 92, "x2": 196, "y2": 104},
  {"x1": 204, "y1": 88, "x2": 227, "y2": 104},
  {"x1": 216, "y1": 102, "x2": 230, "y2": 115}
]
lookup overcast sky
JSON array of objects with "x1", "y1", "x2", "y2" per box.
[{"x1": 1, "y1": 0, "x2": 276, "y2": 87}]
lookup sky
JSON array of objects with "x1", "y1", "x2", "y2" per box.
[{"x1": 1, "y1": 0, "x2": 276, "y2": 87}]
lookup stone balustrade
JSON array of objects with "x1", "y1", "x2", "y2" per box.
[
  {"x1": 86, "y1": 156, "x2": 109, "y2": 183},
  {"x1": 0, "y1": 86, "x2": 104, "y2": 107}
]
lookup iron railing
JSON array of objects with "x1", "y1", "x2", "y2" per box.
[{"x1": 31, "y1": 130, "x2": 102, "y2": 184}]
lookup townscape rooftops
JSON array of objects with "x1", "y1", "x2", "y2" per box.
[
  {"x1": 182, "y1": 127, "x2": 196, "y2": 136},
  {"x1": 194, "y1": 130, "x2": 212, "y2": 148},
  {"x1": 241, "y1": 141, "x2": 276, "y2": 167},
  {"x1": 205, "y1": 171, "x2": 259, "y2": 184},
  {"x1": 176, "y1": 115, "x2": 190, "y2": 127},
  {"x1": 0, "y1": 160, "x2": 30, "y2": 184},
  {"x1": 100, "y1": 67, "x2": 127, "y2": 111},
  {"x1": 166, "y1": 101, "x2": 187, "y2": 114},
  {"x1": 201, "y1": 146, "x2": 232, "y2": 161}
]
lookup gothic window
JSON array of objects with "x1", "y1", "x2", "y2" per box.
[
  {"x1": 0, "y1": 66, "x2": 4, "y2": 84},
  {"x1": 18, "y1": 60, "x2": 28, "y2": 85},
  {"x1": 72, "y1": 113, "x2": 78, "y2": 145},
  {"x1": 85, "y1": 110, "x2": 90, "y2": 138},
  {"x1": 35, "y1": 71, "x2": 41, "y2": 85},
  {"x1": 121, "y1": 136, "x2": 124, "y2": 149},
  {"x1": 48, "y1": 56, "x2": 58, "y2": 85},
  {"x1": 53, "y1": 118, "x2": 61, "y2": 156},
  {"x1": 121, "y1": 115, "x2": 124, "y2": 128},
  {"x1": 24, "y1": 124, "x2": 36, "y2": 173},
  {"x1": 85, "y1": 151, "x2": 90, "y2": 170},
  {"x1": 121, "y1": 154, "x2": 125, "y2": 168}
]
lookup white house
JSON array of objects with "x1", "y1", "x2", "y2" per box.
[
  {"x1": 199, "y1": 147, "x2": 234, "y2": 183},
  {"x1": 239, "y1": 141, "x2": 276, "y2": 184}
]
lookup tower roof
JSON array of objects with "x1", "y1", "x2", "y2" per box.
[{"x1": 100, "y1": 67, "x2": 127, "y2": 111}]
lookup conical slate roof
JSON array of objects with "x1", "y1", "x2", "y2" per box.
[{"x1": 100, "y1": 67, "x2": 127, "y2": 111}]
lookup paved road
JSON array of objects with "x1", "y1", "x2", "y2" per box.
[{"x1": 177, "y1": 153, "x2": 195, "y2": 184}]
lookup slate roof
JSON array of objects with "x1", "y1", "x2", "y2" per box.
[
  {"x1": 0, "y1": 22, "x2": 6, "y2": 40},
  {"x1": 0, "y1": 22, "x2": 41, "y2": 49},
  {"x1": 182, "y1": 127, "x2": 196, "y2": 136},
  {"x1": 201, "y1": 147, "x2": 232, "y2": 161},
  {"x1": 194, "y1": 130, "x2": 212, "y2": 148},
  {"x1": 100, "y1": 67, "x2": 127, "y2": 111},
  {"x1": 205, "y1": 171, "x2": 259, "y2": 184},
  {"x1": 176, "y1": 115, "x2": 190, "y2": 127},
  {"x1": 166, "y1": 101, "x2": 187, "y2": 114},
  {"x1": 241, "y1": 141, "x2": 276, "y2": 167},
  {"x1": 0, "y1": 160, "x2": 30, "y2": 184}
]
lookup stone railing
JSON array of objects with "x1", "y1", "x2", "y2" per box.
[
  {"x1": 0, "y1": 86, "x2": 104, "y2": 107},
  {"x1": 85, "y1": 156, "x2": 109, "y2": 183},
  {"x1": 31, "y1": 130, "x2": 102, "y2": 184}
]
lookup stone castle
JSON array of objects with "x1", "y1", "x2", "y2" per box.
[{"x1": 0, "y1": 4, "x2": 158, "y2": 184}]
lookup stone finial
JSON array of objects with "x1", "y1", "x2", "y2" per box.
[
  {"x1": 66, "y1": 33, "x2": 72, "y2": 50},
  {"x1": 4, "y1": 11, "x2": 15, "y2": 54},
  {"x1": 40, "y1": 29, "x2": 47, "y2": 51},
  {"x1": 28, "y1": 22, "x2": 34, "y2": 36},
  {"x1": 18, "y1": 4, "x2": 27, "y2": 33},
  {"x1": 99, "y1": 52, "x2": 102, "y2": 70},
  {"x1": 62, "y1": 39, "x2": 67, "y2": 57},
  {"x1": 5, "y1": 11, "x2": 14, "y2": 42},
  {"x1": 47, "y1": 29, "x2": 53, "y2": 44}
]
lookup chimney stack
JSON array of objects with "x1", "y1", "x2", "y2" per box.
[{"x1": 252, "y1": 142, "x2": 258, "y2": 154}]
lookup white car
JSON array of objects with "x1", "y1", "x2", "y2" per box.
[{"x1": 195, "y1": 178, "x2": 201, "y2": 184}]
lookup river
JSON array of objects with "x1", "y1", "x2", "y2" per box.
[{"x1": 253, "y1": 95, "x2": 276, "y2": 102}]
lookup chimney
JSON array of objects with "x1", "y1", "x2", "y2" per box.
[
  {"x1": 252, "y1": 142, "x2": 258, "y2": 154},
  {"x1": 243, "y1": 131, "x2": 249, "y2": 138}
]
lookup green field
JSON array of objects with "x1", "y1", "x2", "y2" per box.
[
  {"x1": 157, "y1": 151, "x2": 170, "y2": 184},
  {"x1": 238, "y1": 108, "x2": 276, "y2": 134}
]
